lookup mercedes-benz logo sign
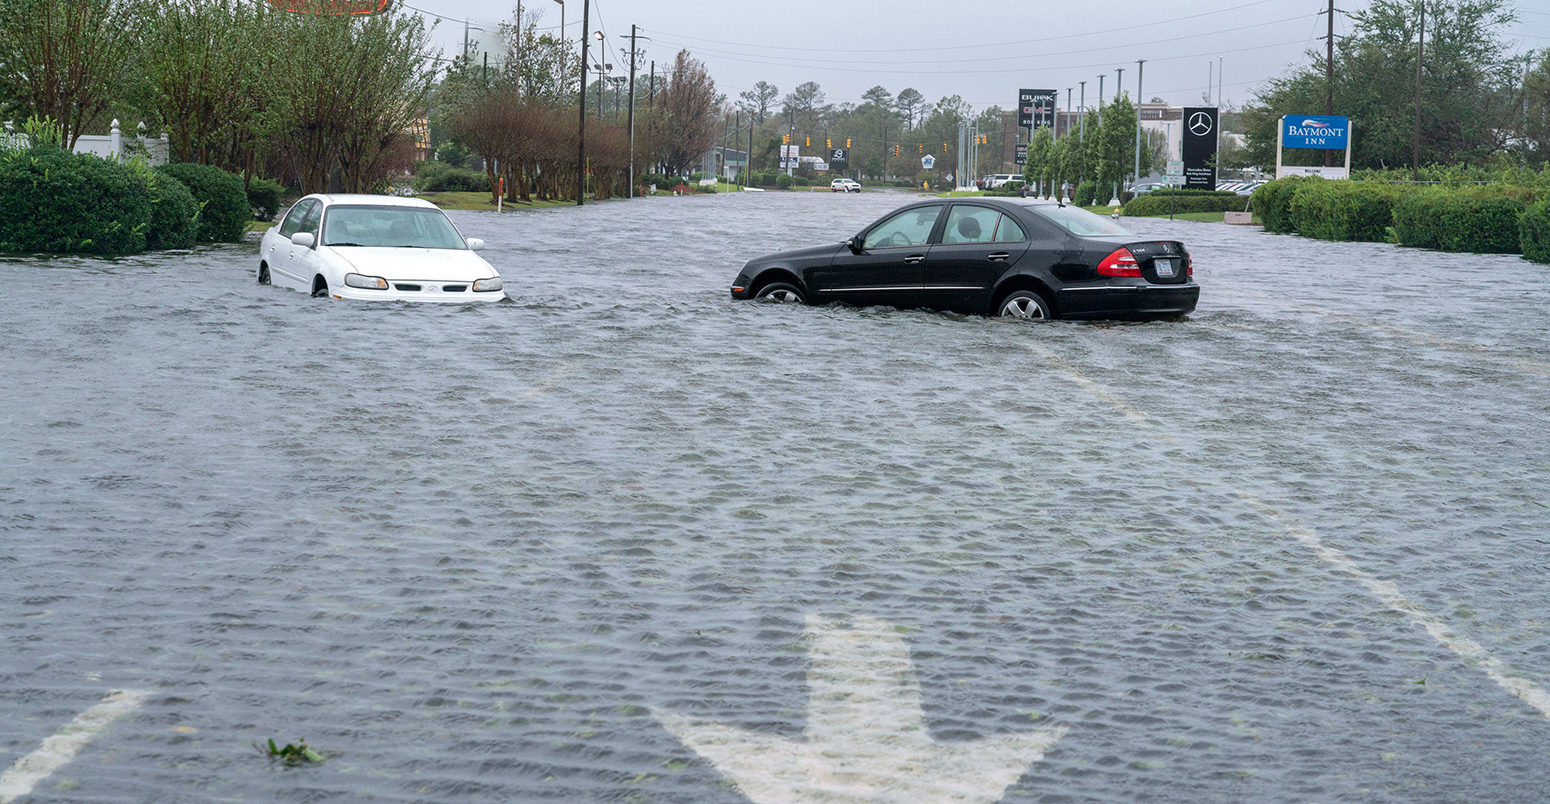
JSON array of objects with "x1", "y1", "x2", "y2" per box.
[{"x1": 1189, "y1": 112, "x2": 1214, "y2": 136}]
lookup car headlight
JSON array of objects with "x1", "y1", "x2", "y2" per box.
[
  {"x1": 344, "y1": 273, "x2": 389, "y2": 290},
  {"x1": 472, "y1": 277, "x2": 504, "y2": 292}
]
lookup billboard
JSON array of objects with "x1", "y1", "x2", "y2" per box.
[
  {"x1": 828, "y1": 148, "x2": 849, "y2": 169},
  {"x1": 1181, "y1": 107, "x2": 1219, "y2": 191},
  {"x1": 1019, "y1": 89, "x2": 1056, "y2": 129},
  {"x1": 1281, "y1": 115, "x2": 1350, "y2": 150}
]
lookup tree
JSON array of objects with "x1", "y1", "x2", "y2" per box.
[
  {"x1": 782, "y1": 80, "x2": 826, "y2": 131},
  {"x1": 894, "y1": 88, "x2": 925, "y2": 130},
  {"x1": 738, "y1": 81, "x2": 778, "y2": 123},
  {"x1": 1522, "y1": 50, "x2": 1550, "y2": 166},
  {"x1": 1022, "y1": 126, "x2": 1053, "y2": 194},
  {"x1": 657, "y1": 49, "x2": 718, "y2": 175},
  {"x1": 1241, "y1": 0, "x2": 1521, "y2": 170},
  {"x1": 0, "y1": 0, "x2": 147, "y2": 147},
  {"x1": 1091, "y1": 94, "x2": 1137, "y2": 197}
]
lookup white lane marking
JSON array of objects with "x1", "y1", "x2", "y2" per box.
[
  {"x1": 656, "y1": 615, "x2": 1067, "y2": 804},
  {"x1": 1019, "y1": 341, "x2": 1163, "y2": 431},
  {"x1": 0, "y1": 689, "x2": 152, "y2": 804},
  {"x1": 1029, "y1": 346, "x2": 1550, "y2": 722},
  {"x1": 1238, "y1": 495, "x2": 1550, "y2": 720}
]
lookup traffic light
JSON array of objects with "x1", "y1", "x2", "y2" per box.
[
  {"x1": 846, "y1": 138, "x2": 851, "y2": 148},
  {"x1": 826, "y1": 137, "x2": 832, "y2": 149},
  {"x1": 942, "y1": 142, "x2": 948, "y2": 153},
  {"x1": 805, "y1": 136, "x2": 811, "y2": 147},
  {"x1": 782, "y1": 133, "x2": 790, "y2": 145},
  {"x1": 893, "y1": 144, "x2": 899, "y2": 157},
  {"x1": 918, "y1": 145, "x2": 923, "y2": 154}
]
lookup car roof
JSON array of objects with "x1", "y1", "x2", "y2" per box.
[{"x1": 307, "y1": 193, "x2": 440, "y2": 210}]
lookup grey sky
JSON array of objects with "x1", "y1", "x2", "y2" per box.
[{"x1": 411, "y1": 0, "x2": 1548, "y2": 114}]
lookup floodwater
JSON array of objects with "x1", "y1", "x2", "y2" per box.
[{"x1": 2, "y1": 190, "x2": 1548, "y2": 803}]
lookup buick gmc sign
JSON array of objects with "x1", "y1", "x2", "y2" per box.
[{"x1": 1282, "y1": 115, "x2": 1350, "y2": 149}]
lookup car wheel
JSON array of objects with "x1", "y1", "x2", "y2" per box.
[
  {"x1": 756, "y1": 282, "x2": 805, "y2": 304},
  {"x1": 997, "y1": 290, "x2": 1053, "y2": 320},
  {"x1": 257, "y1": 262, "x2": 270, "y2": 285},
  {"x1": 311, "y1": 278, "x2": 329, "y2": 298}
]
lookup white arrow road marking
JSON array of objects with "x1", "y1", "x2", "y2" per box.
[
  {"x1": 0, "y1": 689, "x2": 152, "y2": 804},
  {"x1": 656, "y1": 615, "x2": 1067, "y2": 803}
]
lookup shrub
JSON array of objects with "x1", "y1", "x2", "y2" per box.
[
  {"x1": 1395, "y1": 190, "x2": 1527, "y2": 254},
  {"x1": 1522, "y1": 200, "x2": 1550, "y2": 264},
  {"x1": 1073, "y1": 180, "x2": 1098, "y2": 207},
  {"x1": 133, "y1": 165, "x2": 198, "y2": 251},
  {"x1": 1124, "y1": 190, "x2": 1248, "y2": 217},
  {"x1": 1288, "y1": 180, "x2": 1398, "y2": 242},
  {"x1": 247, "y1": 177, "x2": 284, "y2": 222},
  {"x1": 775, "y1": 173, "x2": 794, "y2": 189},
  {"x1": 1251, "y1": 177, "x2": 1308, "y2": 234},
  {"x1": 411, "y1": 160, "x2": 489, "y2": 193},
  {"x1": 435, "y1": 141, "x2": 470, "y2": 168},
  {"x1": 158, "y1": 162, "x2": 248, "y2": 243},
  {"x1": 0, "y1": 145, "x2": 151, "y2": 256}
]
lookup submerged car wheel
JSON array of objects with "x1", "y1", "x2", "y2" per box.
[
  {"x1": 311, "y1": 278, "x2": 329, "y2": 298},
  {"x1": 998, "y1": 290, "x2": 1052, "y2": 320},
  {"x1": 257, "y1": 262, "x2": 270, "y2": 285},
  {"x1": 756, "y1": 282, "x2": 805, "y2": 304}
]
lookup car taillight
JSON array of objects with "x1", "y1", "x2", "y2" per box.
[
  {"x1": 1186, "y1": 254, "x2": 1193, "y2": 276},
  {"x1": 1096, "y1": 247, "x2": 1141, "y2": 277}
]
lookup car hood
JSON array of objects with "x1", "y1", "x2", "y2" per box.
[
  {"x1": 327, "y1": 247, "x2": 498, "y2": 280},
  {"x1": 748, "y1": 242, "x2": 846, "y2": 267}
]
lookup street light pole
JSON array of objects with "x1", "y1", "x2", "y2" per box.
[
  {"x1": 1134, "y1": 59, "x2": 1145, "y2": 186},
  {"x1": 553, "y1": 0, "x2": 564, "y2": 89}
]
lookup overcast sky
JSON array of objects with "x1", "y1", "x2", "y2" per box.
[{"x1": 406, "y1": 0, "x2": 1548, "y2": 114}]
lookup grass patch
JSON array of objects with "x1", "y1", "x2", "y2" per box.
[{"x1": 1121, "y1": 210, "x2": 1263, "y2": 224}]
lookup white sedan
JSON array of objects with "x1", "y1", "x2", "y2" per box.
[{"x1": 257, "y1": 194, "x2": 504, "y2": 302}]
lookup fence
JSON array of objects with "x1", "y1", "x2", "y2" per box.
[{"x1": 2, "y1": 119, "x2": 170, "y2": 165}]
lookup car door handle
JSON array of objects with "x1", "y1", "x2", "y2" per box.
[
  {"x1": 903, "y1": 254, "x2": 926, "y2": 264},
  {"x1": 988, "y1": 252, "x2": 1011, "y2": 262}
]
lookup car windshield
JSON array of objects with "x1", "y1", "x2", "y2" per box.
[
  {"x1": 322, "y1": 205, "x2": 467, "y2": 249},
  {"x1": 1026, "y1": 204, "x2": 1135, "y2": 237}
]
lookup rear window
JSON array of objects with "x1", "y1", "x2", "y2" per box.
[{"x1": 1026, "y1": 205, "x2": 1134, "y2": 237}]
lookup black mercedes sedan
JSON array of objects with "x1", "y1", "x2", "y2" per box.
[{"x1": 728, "y1": 197, "x2": 1198, "y2": 320}]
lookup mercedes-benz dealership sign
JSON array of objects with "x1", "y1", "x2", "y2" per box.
[{"x1": 1181, "y1": 107, "x2": 1219, "y2": 191}]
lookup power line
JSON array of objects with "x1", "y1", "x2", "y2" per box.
[{"x1": 650, "y1": 0, "x2": 1280, "y2": 55}]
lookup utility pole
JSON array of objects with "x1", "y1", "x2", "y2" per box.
[
  {"x1": 1134, "y1": 60, "x2": 1145, "y2": 186},
  {"x1": 648, "y1": 61, "x2": 655, "y2": 107},
  {"x1": 1325, "y1": 0, "x2": 1336, "y2": 165},
  {"x1": 514, "y1": 0, "x2": 523, "y2": 96},
  {"x1": 1114, "y1": 67, "x2": 1124, "y2": 104},
  {"x1": 622, "y1": 24, "x2": 643, "y2": 199},
  {"x1": 1097, "y1": 75, "x2": 1105, "y2": 125},
  {"x1": 576, "y1": 0, "x2": 589, "y2": 206},
  {"x1": 1414, "y1": 1, "x2": 1425, "y2": 181}
]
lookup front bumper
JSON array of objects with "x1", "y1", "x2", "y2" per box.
[{"x1": 329, "y1": 284, "x2": 506, "y2": 303}]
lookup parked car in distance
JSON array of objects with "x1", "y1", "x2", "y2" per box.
[
  {"x1": 1128, "y1": 181, "x2": 1168, "y2": 196},
  {"x1": 729, "y1": 197, "x2": 1197, "y2": 321},
  {"x1": 984, "y1": 173, "x2": 1021, "y2": 189},
  {"x1": 830, "y1": 178, "x2": 862, "y2": 193},
  {"x1": 257, "y1": 194, "x2": 504, "y2": 302}
]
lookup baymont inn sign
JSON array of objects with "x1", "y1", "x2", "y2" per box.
[{"x1": 1276, "y1": 114, "x2": 1353, "y2": 179}]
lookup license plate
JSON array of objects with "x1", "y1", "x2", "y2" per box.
[{"x1": 1155, "y1": 258, "x2": 1176, "y2": 278}]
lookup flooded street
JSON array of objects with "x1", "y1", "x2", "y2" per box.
[{"x1": 3, "y1": 190, "x2": 1549, "y2": 802}]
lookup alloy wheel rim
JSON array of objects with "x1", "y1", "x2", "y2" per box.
[
  {"x1": 1001, "y1": 296, "x2": 1046, "y2": 319},
  {"x1": 764, "y1": 289, "x2": 801, "y2": 303}
]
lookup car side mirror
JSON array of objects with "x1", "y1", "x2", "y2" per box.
[
  {"x1": 466, "y1": 238, "x2": 485, "y2": 252},
  {"x1": 846, "y1": 236, "x2": 863, "y2": 254},
  {"x1": 290, "y1": 232, "x2": 315, "y2": 248}
]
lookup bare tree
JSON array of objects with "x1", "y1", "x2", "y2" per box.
[
  {"x1": 658, "y1": 50, "x2": 718, "y2": 175},
  {"x1": 0, "y1": 0, "x2": 146, "y2": 146}
]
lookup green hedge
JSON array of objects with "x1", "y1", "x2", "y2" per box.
[
  {"x1": 1251, "y1": 177, "x2": 1309, "y2": 234},
  {"x1": 1125, "y1": 190, "x2": 1248, "y2": 217},
  {"x1": 1522, "y1": 201, "x2": 1550, "y2": 264},
  {"x1": 246, "y1": 177, "x2": 284, "y2": 221},
  {"x1": 1288, "y1": 180, "x2": 1398, "y2": 243},
  {"x1": 158, "y1": 163, "x2": 247, "y2": 243},
  {"x1": 140, "y1": 168, "x2": 199, "y2": 251},
  {"x1": 0, "y1": 146, "x2": 151, "y2": 256},
  {"x1": 412, "y1": 160, "x2": 488, "y2": 194},
  {"x1": 1073, "y1": 180, "x2": 1098, "y2": 207},
  {"x1": 1394, "y1": 190, "x2": 1526, "y2": 254}
]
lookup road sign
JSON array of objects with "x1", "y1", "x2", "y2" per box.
[
  {"x1": 922, "y1": 154, "x2": 936, "y2": 170},
  {"x1": 1165, "y1": 159, "x2": 1184, "y2": 185},
  {"x1": 1015, "y1": 143, "x2": 1028, "y2": 166},
  {"x1": 655, "y1": 615, "x2": 1067, "y2": 804}
]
